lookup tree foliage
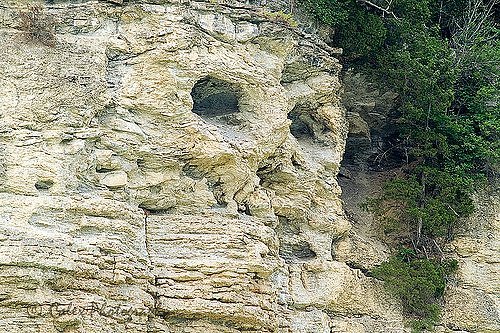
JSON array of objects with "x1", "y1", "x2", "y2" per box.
[
  {"x1": 303, "y1": 0, "x2": 499, "y2": 329},
  {"x1": 372, "y1": 250, "x2": 458, "y2": 331}
]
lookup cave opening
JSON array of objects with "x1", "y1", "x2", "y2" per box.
[
  {"x1": 276, "y1": 216, "x2": 317, "y2": 264},
  {"x1": 191, "y1": 76, "x2": 242, "y2": 118},
  {"x1": 288, "y1": 105, "x2": 315, "y2": 139},
  {"x1": 288, "y1": 105, "x2": 318, "y2": 140},
  {"x1": 35, "y1": 179, "x2": 54, "y2": 191}
]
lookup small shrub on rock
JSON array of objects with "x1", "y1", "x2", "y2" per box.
[{"x1": 372, "y1": 249, "x2": 458, "y2": 331}]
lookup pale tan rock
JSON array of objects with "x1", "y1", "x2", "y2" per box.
[
  {"x1": 441, "y1": 188, "x2": 500, "y2": 332},
  {"x1": 0, "y1": 3, "x2": 360, "y2": 331},
  {"x1": 289, "y1": 309, "x2": 331, "y2": 333},
  {"x1": 1, "y1": 1, "x2": 493, "y2": 333},
  {"x1": 100, "y1": 170, "x2": 128, "y2": 188}
]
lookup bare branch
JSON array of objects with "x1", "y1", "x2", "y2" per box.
[
  {"x1": 357, "y1": 0, "x2": 400, "y2": 19},
  {"x1": 422, "y1": 245, "x2": 429, "y2": 259},
  {"x1": 432, "y1": 239, "x2": 444, "y2": 259},
  {"x1": 447, "y1": 204, "x2": 460, "y2": 217},
  {"x1": 452, "y1": 0, "x2": 497, "y2": 67}
]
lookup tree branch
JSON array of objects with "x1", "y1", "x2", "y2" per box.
[
  {"x1": 357, "y1": 0, "x2": 400, "y2": 19},
  {"x1": 433, "y1": 239, "x2": 444, "y2": 259}
]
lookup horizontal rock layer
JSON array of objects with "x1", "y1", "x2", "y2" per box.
[{"x1": 1, "y1": 1, "x2": 496, "y2": 332}]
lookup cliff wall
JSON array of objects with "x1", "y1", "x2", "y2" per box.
[{"x1": 0, "y1": 1, "x2": 497, "y2": 332}]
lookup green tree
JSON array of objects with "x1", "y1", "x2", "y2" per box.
[{"x1": 302, "y1": 0, "x2": 499, "y2": 329}]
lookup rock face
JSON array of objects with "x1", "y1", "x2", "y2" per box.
[
  {"x1": 439, "y1": 186, "x2": 500, "y2": 333},
  {"x1": 0, "y1": 1, "x2": 496, "y2": 333},
  {"x1": 0, "y1": 1, "x2": 405, "y2": 332}
]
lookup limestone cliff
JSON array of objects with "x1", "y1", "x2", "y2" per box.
[{"x1": 0, "y1": 1, "x2": 497, "y2": 332}]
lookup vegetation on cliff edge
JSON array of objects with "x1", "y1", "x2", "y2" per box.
[{"x1": 303, "y1": 0, "x2": 499, "y2": 330}]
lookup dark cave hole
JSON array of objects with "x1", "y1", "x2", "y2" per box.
[
  {"x1": 191, "y1": 77, "x2": 241, "y2": 118},
  {"x1": 346, "y1": 261, "x2": 372, "y2": 277},
  {"x1": 288, "y1": 106, "x2": 315, "y2": 140},
  {"x1": 279, "y1": 242, "x2": 317, "y2": 264},
  {"x1": 276, "y1": 216, "x2": 317, "y2": 263},
  {"x1": 138, "y1": 204, "x2": 174, "y2": 215},
  {"x1": 96, "y1": 167, "x2": 115, "y2": 174},
  {"x1": 35, "y1": 179, "x2": 54, "y2": 191},
  {"x1": 182, "y1": 163, "x2": 204, "y2": 180}
]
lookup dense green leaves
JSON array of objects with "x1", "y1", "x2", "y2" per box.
[
  {"x1": 372, "y1": 251, "x2": 458, "y2": 330},
  {"x1": 302, "y1": 0, "x2": 351, "y2": 26},
  {"x1": 305, "y1": 0, "x2": 498, "y2": 247},
  {"x1": 303, "y1": 0, "x2": 498, "y2": 329},
  {"x1": 335, "y1": 6, "x2": 387, "y2": 59}
]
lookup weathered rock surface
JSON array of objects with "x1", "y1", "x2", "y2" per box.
[
  {"x1": 439, "y1": 186, "x2": 500, "y2": 333},
  {"x1": 0, "y1": 1, "x2": 496, "y2": 332},
  {"x1": 0, "y1": 1, "x2": 406, "y2": 332}
]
